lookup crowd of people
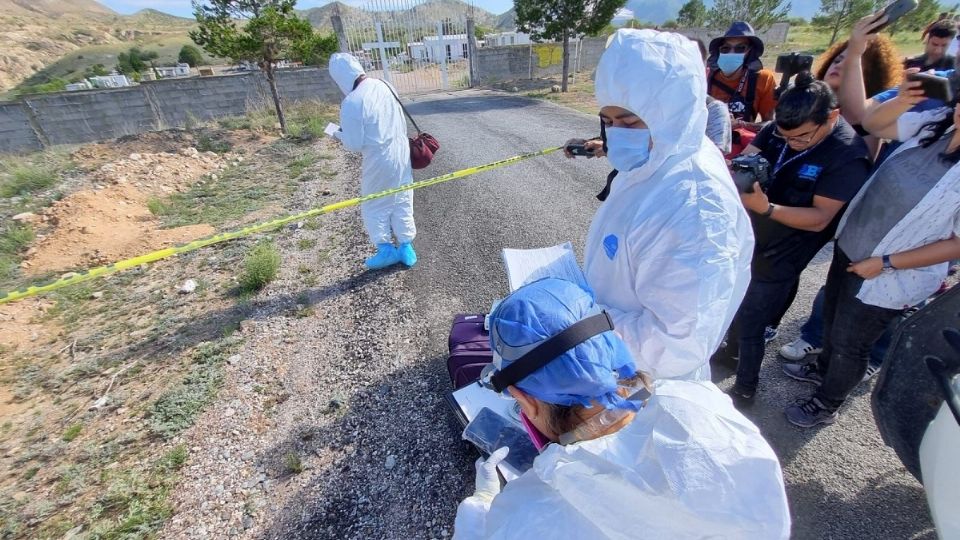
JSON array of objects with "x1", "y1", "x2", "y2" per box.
[{"x1": 327, "y1": 17, "x2": 960, "y2": 537}]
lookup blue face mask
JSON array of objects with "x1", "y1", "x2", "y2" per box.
[
  {"x1": 717, "y1": 52, "x2": 745, "y2": 75},
  {"x1": 605, "y1": 126, "x2": 651, "y2": 172}
]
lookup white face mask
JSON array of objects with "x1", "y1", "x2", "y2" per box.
[{"x1": 605, "y1": 127, "x2": 651, "y2": 172}]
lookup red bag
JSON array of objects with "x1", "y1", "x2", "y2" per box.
[
  {"x1": 410, "y1": 132, "x2": 440, "y2": 170},
  {"x1": 384, "y1": 81, "x2": 440, "y2": 169}
]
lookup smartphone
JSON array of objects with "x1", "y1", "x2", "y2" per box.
[
  {"x1": 868, "y1": 0, "x2": 919, "y2": 33},
  {"x1": 908, "y1": 72, "x2": 954, "y2": 103},
  {"x1": 566, "y1": 143, "x2": 595, "y2": 157},
  {"x1": 462, "y1": 407, "x2": 538, "y2": 473}
]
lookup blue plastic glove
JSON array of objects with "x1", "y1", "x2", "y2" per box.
[{"x1": 473, "y1": 447, "x2": 509, "y2": 502}]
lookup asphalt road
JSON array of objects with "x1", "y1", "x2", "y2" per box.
[{"x1": 402, "y1": 89, "x2": 936, "y2": 539}]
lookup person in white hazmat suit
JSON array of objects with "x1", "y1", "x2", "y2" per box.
[
  {"x1": 583, "y1": 30, "x2": 754, "y2": 381},
  {"x1": 328, "y1": 53, "x2": 417, "y2": 269},
  {"x1": 453, "y1": 277, "x2": 790, "y2": 539}
]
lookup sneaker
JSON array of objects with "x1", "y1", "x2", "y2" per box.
[
  {"x1": 364, "y1": 243, "x2": 400, "y2": 270},
  {"x1": 397, "y1": 242, "x2": 417, "y2": 267},
  {"x1": 782, "y1": 362, "x2": 823, "y2": 386},
  {"x1": 779, "y1": 337, "x2": 823, "y2": 361},
  {"x1": 764, "y1": 326, "x2": 779, "y2": 344},
  {"x1": 785, "y1": 396, "x2": 839, "y2": 427},
  {"x1": 861, "y1": 362, "x2": 882, "y2": 382}
]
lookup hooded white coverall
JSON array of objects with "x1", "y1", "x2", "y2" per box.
[
  {"x1": 453, "y1": 380, "x2": 791, "y2": 539},
  {"x1": 584, "y1": 30, "x2": 754, "y2": 381},
  {"x1": 328, "y1": 53, "x2": 415, "y2": 246}
]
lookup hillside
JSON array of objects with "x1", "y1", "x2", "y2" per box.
[
  {"x1": 299, "y1": 0, "x2": 499, "y2": 32},
  {"x1": 0, "y1": 1, "x2": 202, "y2": 94}
]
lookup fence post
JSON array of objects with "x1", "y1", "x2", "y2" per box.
[
  {"x1": 331, "y1": 14, "x2": 350, "y2": 53},
  {"x1": 466, "y1": 17, "x2": 478, "y2": 87}
]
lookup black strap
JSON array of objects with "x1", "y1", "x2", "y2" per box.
[
  {"x1": 490, "y1": 311, "x2": 614, "y2": 392},
  {"x1": 709, "y1": 70, "x2": 758, "y2": 121},
  {"x1": 381, "y1": 79, "x2": 421, "y2": 135},
  {"x1": 596, "y1": 169, "x2": 619, "y2": 202}
]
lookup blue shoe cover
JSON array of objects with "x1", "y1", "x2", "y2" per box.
[
  {"x1": 365, "y1": 243, "x2": 400, "y2": 270},
  {"x1": 398, "y1": 242, "x2": 417, "y2": 267}
]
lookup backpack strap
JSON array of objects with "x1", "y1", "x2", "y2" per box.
[
  {"x1": 743, "y1": 69, "x2": 759, "y2": 120},
  {"x1": 381, "y1": 79, "x2": 421, "y2": 135}
]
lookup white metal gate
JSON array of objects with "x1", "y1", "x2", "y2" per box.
[{"x1": 340, "y1": 0, "x2": 473, "y2": 94}]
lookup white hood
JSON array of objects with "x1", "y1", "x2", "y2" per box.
[
  {"x1": 329, "y1": 53, "x2": 366, "y2": 95},
  {"x1": 595, "y1": 29, "x2": 708, "y2": 180}
]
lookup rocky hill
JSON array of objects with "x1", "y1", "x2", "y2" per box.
[
  {"x1": 0, "y1": 1, "x2": 197, "y2": 94},
  {"x1": 299, "y1": 0, "x2": 500, "y2": 32}
]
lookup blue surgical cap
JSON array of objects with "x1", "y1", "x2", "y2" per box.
[{"x1": 489, "y1": 278, "x2": 640, "y2": 411}]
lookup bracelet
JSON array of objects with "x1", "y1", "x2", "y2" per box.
[{"x1": 761, "y1": 203, "x2": 775, "y2": 217}]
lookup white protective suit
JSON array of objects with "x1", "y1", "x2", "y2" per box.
[
  {"x1": 584, "y1": 30, "x2": 754, "y2": 381},
  {"x1": 453, "y1": 380, "x2": 791, "y2": 539},
  {"x1": 329, "y1": 53, "x2": 415, "y2": 245}
]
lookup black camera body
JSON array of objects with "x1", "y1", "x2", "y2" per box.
[
  {"x1": 730, "y1": 153, "x2": 771, "y2": 193},
  {"x1": 774, "y1": 52, "x2": 815, "y2": 99}
]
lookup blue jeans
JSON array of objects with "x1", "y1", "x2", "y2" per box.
[{"x1": 800, "y1": 288, "x2": 897, "y2": 366}]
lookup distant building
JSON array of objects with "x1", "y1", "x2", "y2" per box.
[
  {"x1": 88, "y1": 74, "x2": 134, "y2": 88},
  {"x1": 65, "y1": 81, "x2": 92, "y2": 92},
  {"x1": 408, "y1": 34, "x2": 469, "y2": 62},
  {"x1": 484, "y1": 32, "x2": 532, "y2": 47},
  {"x1": 154, "y1": 63, "x2": 191, "y2": 79}
]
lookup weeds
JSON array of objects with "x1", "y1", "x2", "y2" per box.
[
  {"x1": 0, "y1": 151, "x2": 73, "y2": 198},
  {"x1": 297, "y1": 238, "x2": 316, "y2": 251},
  {"x1": 62, "y1": 424, "x2": 82, "y2": 442},
  {"x1": 283, "y1": 452, "x2": 304, "y2": 474},
  {"x1": 149, "y1": 337, "x2": 240, "y2": 438},
  {"x1": 239, "y1": 241, "x2": 280, "y2": 293},
  {"x1": 0, "y1": 222, "x2": 34, "y2": 281},
  {"x1": 288, "y1": 153, "x2": 317, "y2": 179},
  {"x1": 196, "y1": 133, "x2": 232, "y2": 154}
]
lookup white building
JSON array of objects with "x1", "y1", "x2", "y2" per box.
[
  {"x1": 154, "y1": 63, "x2": 191, "y2": 78},
  {"x1": 484, "y1": 31, "x2": 532, "y2": 47},
  {"x1": 408, "y1": 34, "x2": 470, "y2": 63},
  {"x1": 88, "y1": 74, "x2": 133, "y2": 88},
  {"x1": 65, "y1": 81, "x2": 92, "y2": 92}
]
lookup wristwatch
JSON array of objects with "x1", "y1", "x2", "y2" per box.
[
  {"x1": 761, "y1": 203, "x2": 775, "y2": 217},
  {"x1": 882, "y1": 254, "x2": 896, "y2": 272}
]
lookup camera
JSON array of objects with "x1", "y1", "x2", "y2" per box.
[
  {"x1": 730, "y1": 153, "x2": 771, "y2": 193},
  {"x1": 774, "y1": 52, "x2": 815, "y2": 98}
]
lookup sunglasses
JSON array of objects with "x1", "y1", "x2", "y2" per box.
[{"x1": 719, "y1": 44, "x2": 749, "y2": 54}]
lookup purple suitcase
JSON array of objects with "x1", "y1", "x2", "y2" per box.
[{"x1": 447, "y1": 314, "x2": 493, "y2": 389}]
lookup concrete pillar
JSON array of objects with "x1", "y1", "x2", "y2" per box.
[
  {"x1": 331, "y1": 14, "x2": 350, "y2": 53},
  {"x1": 466, "y1": 17, "x2": 478, "y2": 87}
]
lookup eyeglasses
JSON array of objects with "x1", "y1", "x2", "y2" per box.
[
  {"x1": 774, "y1": 123, "x2": 822, "y2": 145},
  {"x1": 719, "y1": 44, "x2": 749, "y2": 54}
]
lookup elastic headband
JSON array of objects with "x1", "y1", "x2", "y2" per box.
[{"x1": 489, "y1": 311, "x2": 615, "y2": 393}]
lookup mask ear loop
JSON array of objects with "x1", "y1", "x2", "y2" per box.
[{"x1": 599, "y1": 115, "x2": 608, "y2": 155}]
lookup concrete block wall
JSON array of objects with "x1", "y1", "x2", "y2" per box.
[
  {"x1": 0, "y1": 67, "x2": 342, "y2": 154},
  {"x1": 0, "y1": 102, "x2": 43, "y2": 152},
  {"x1": 473, "y1": 25, "x2": 789, "y2": 86}
]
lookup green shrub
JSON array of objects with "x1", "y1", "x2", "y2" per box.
[
  {"x1": 239, "y1": 241, "x2": 281, "y2": 292},
  {"x1": 283, "y1": 452, "x2": 304, "y2": 474},
  {"x1": 62, "y1": 424, "x2": 82, "y2": 442}
]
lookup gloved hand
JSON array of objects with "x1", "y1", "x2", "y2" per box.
[{"x1": 472, "y1": 447, "x2": 509, "y2": 502}]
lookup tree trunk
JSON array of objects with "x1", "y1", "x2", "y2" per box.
[
  {"x1": 561, "y1": 30, "x2": 570, "y2": 93},
  {"x1": 828, "y1": 0, "x2": 847, "y2": 45},
  {"x1": 265, "y1": 63, "x2": 287, "y2": 134}
]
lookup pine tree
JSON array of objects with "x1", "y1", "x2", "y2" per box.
[
  {"x1": 678, "y1": 0, "x2": 708, "y2": 27},
  {"x1": 707, "y1": 0, "x2": 791, "y2": 30}
]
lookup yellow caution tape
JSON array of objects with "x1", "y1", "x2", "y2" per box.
[{"x1": 0, "y1": 146, "x2": 562, "y2": 305}]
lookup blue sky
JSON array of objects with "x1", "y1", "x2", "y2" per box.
[{"x1": 96, "y1": 0, "x2": 820, "y2": 23}]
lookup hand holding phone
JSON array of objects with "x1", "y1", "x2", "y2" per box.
[
  {"x1": 868, "y1": 0, "x2": 918, "y2": 33},
  {"x1": 566, "y1": 143, "x2": 595, "y2": 157},
  {"x1": 907, "y1": 72, "x2": 954, "y2": 103}
]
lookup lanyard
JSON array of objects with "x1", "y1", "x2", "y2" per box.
[
  {"x1": 772, "y1": 121, "x2": 837, "y2": 176},
  {"x1": 735, "y1": 71, "x2": 749, "y2": 95}
]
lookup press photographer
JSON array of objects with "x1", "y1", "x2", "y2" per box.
[{"x1": 714, "y1": 71, "x2": 872, "y2": 403}]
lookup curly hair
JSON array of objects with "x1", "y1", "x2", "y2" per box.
[{"x1": 814, "y1": 35, "x2": 902, "y2": 98}]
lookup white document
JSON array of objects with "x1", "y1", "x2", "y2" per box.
[
  {"x1": 452, "y1": 383, "x2": 523, "y2": 481},
  {"x1": 501, "y1": 242, "x2": 588, "y2": 292},
  {"x1": 324, "y1": 122, "x2": 341, "y2": 138}
]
